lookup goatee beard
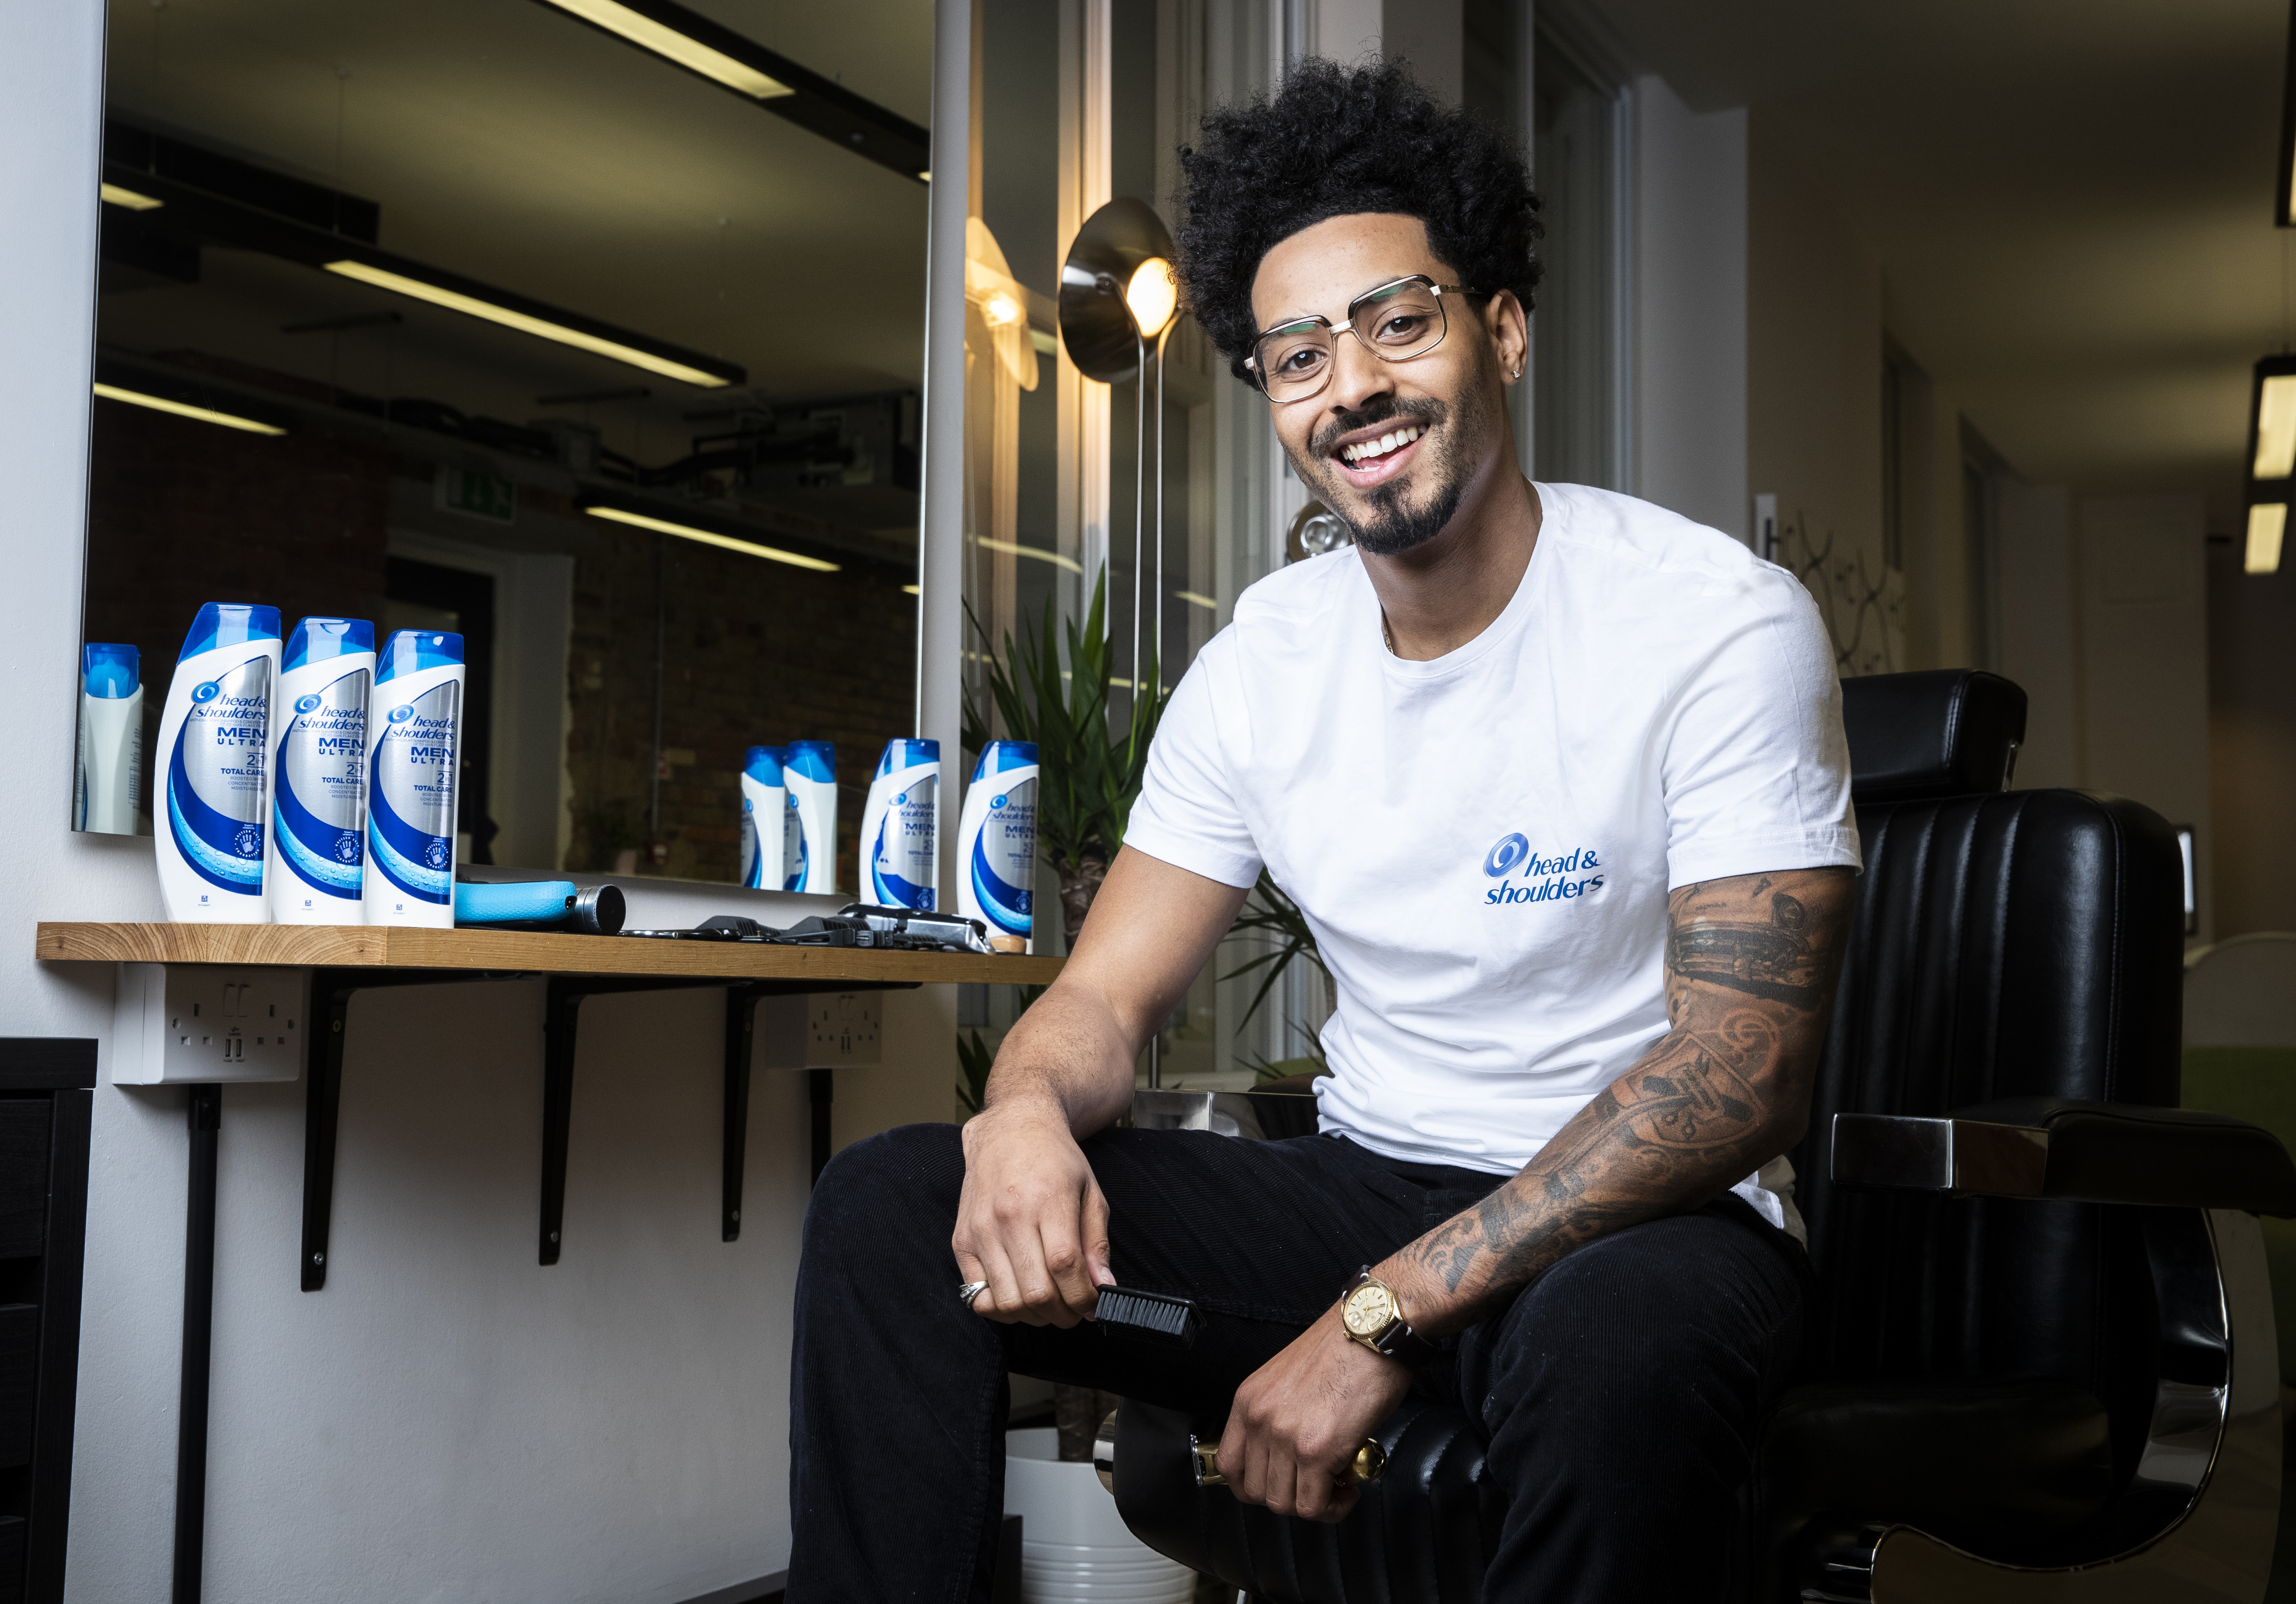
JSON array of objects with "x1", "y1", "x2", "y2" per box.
[{"x1": 1309, "y1": 389, "x2": 1479, "y2": 557}]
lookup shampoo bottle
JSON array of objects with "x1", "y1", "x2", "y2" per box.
[
  {"x1": 75, "y1": 643, "x2": 143, "y2": 835},
  {"x1": 739, "y1": 745, "x2": 789, "y2": 891},
  {"x1": 785, "y1": 741, "x2": 838, "y2": 895},
  {"x1": 363, "y1": 630, "x2": 464, "y2": 928},
  {"x1": 860, "y1": 738, "x2": 939, "y2": 910},
  {"x1": 155, "y1": 603, "x2": 281, "y2": 922},
  {"x1": 268, "y1": 618, "x2": 376, "y2": 924},
  {"x1": 956, "y1": 740, "x2": 1039, "y2": 952}
]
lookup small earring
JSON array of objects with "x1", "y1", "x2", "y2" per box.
[{"x1": 1509, "y1": 367, "x2": 1522, "y2": 380}]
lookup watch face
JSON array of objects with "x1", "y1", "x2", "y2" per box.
[{"x1": 1343, "y1": 1282, "x2": 1396, "y2": 1337}]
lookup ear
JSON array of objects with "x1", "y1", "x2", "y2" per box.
[{"x1": 1483, "y1": 290, "x2": 1528, "y2": 384}]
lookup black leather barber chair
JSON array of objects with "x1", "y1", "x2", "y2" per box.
[{"x1": 1095, "y1": 669, "x2": 2296, "y2": 1602}]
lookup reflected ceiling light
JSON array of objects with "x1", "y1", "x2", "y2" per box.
[
  {"x1": 582, "y1": 504, "x2": 840, "y2": 571},
  {"x1": 980, "y1": 293, "x2": 1023, "y2": 329},
  {"x1": 1174, "y1": 590, "x2": 1219, "y2": 612},
  {"x1": 2248, "y1": 504, "x2": 2287, "y2": 575},
  {"x1": 93, "y1": 381, "x2": 285, "y2": 436},
  {"x1": 1126, "y1": 258, "x2": 1179, "y2": 341},
  {"x1": 325, "y1": 261, "x2": 732, "y2": 387},
  {"x1": 100, "y1": 182, "x2": 163, "y2": 211},
  {"x1": 536, "y1": 0, "x2": 791, "y2": 98},
  {"x1": 902, "y1": 583, "x2": 921, "y2": 595},
  {"x1": 973, "y1": 536, "x2": 1083, "y2": 575}
]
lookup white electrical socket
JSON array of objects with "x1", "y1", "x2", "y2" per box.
[
  {"x1": 112, "y1": 963, "x2": 307, "y2": 1085},
  {"x1": 754, "y1": 991, "x2": 883, "y2": 1069}
]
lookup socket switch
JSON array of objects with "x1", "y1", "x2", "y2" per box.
[
  {"x1": 754, "y1": 990, "x2": 884, "y2": 1069},
  {"x1": 113, "y1": 963, "x2": 307, "y2": 1084}
]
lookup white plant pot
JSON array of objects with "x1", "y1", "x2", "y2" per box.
[{"x1": 1004, "y1": 1428, "x2": 1195, "y2": 1604}]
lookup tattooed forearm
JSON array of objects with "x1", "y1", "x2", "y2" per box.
[{"x1": 1392, "y1": 865, "x2": 1854, "y2": 1331}]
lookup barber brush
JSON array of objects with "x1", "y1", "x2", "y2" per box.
[{"x1": 1092, "y1": 1285, "x2": 1200, "y2": 1348}]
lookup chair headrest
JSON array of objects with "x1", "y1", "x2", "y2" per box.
[{"x1": 1842, "y1": 669, "x2": 2028, "y2": 805}]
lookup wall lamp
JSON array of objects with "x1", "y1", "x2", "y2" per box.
[
  {"x1": 527, "y1": 0, "x2": 930, "y2": 185},
  {"x1": 2245, "y1": 354, "x2": 2295, "y2": 574},
  {"x1": 1059, "y1": 197, "x2": 1180, "y2": 699},
  {"x1": 579, "y1": 500, "x2": 841, "y2": 572}
]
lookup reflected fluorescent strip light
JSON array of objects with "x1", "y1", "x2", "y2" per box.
[
  {"x1": 902, "y1": 584, "x2": 921, "y2": 595},
  {"x1": 583, "y1": 505, "x2": 839, "y2": 572},
  {"x1": 537, "y1": 0, "x2": 792, "y2": 98},
  {"x1": 324, "y1": 261, "x2": 732, "y2": 388},
  {"x1": 973, "y1": 536, "x2": 1083, "y2": 575},
  {"x1": 2247, "y1": 504, "x2": 2286, "y2": 575},
  {"x1": 93, "y1": 381, "x2": 284, "y2": 436},
  {"x1": 100, "y1": 182, "x2": 163, "y2": 211},
  {"x1": 2253, "y1": 373, "x2": 2296, "y2": 479},
  {"x1": 1174, "y1": 590, "x2": 1219, "y2": 612}
]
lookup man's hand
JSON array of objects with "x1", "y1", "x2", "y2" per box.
[
  {"x1": 953, "y1": 1099, "x2": 1112, "y2": 1327},
  {"x1": 1218, "y1": 1305, "x2": 1412, "y2": 1523}
]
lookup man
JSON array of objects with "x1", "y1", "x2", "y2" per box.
[{"x1": 790, "y1": 59, "x2": 1859, "y2": 1602}]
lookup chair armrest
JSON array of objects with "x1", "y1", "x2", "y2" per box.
[{"x1": 1831, "y1": 1097, "x2": 2296, "y2": 1215}]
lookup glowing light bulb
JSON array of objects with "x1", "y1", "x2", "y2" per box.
[
  {"x1": 1126, "y1": 257, "x2": 1178, "y2": 338},
  {"x1": 981, "y1": 293, "x2": 1022, "y2": 328}
]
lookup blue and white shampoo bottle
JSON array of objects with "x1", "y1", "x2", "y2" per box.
[
  {"x1": 363, "y1": 630, "x2": 464, "y2": 928},
  {"x1": 268, "y1": 618, "x2": 375, "y2": 924},
  {"x1": 786, "y1": 740, "x2": 838, "y2": 895},
  {"x1": 740, "y1": 745, "x2": 790, "y2": 891},
  {"x1": 74, "y1": 643, "x2": 143, "y2": 835},
  {"x1": 155, "y1": 603, "x2": 281, "y2": 922},
  {"x1": 861, "y1": 739, "x2": 939, "y2": 910},
  {"x1": 957, "y1": 740, "x2": 1038, "y2": 952}
]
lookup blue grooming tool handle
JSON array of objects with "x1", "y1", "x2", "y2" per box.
[{"x1": 454, "y1": 880, "x2": 578, "y2": 925}]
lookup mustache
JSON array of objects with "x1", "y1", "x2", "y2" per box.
[{"x1": 1310, "y1": 397, "x2": 1447, "y2": 459}]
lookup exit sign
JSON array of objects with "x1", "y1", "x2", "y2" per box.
[{"x1": 434, "y1": 465, "x2": 515, "y2": 523}]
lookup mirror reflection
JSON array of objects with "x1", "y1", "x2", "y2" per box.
[{"x1": 80, "y1": 0, "x2": 930, "y2": 893}]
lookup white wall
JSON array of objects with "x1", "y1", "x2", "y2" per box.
[
  {"x1": 1995, "y1": 483, "x2": 2081, "y2": 791},
  {"x1": 8, "y1": 6, "x2": 960, "y2": 1599},
  {"x1": 1633, "y1": 76, "x2": 1749, "y2": 542}
]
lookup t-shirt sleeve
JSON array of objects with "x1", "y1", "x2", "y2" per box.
[
  {"x1": 1659, "y1": 570, "x2": 1862, "y2": 889},
  {"x1": 1121, "y1": 644, "x2": 1264, "y2": 889}
]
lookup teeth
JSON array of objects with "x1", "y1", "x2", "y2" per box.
[{"x1": 1341, "y1": 425, "x2": 1422, "y2": 464}]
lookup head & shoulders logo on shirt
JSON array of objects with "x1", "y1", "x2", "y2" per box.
[{"x1": 1483, "y1": 833, "x2": 1604, "y2": 906}]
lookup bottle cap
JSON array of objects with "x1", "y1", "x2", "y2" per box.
[
  {"x1": 82, "y1": 643, "x2": 139, "y2": 699},
  {"x1": 744, "y1": 746, "x2": 786, "y2": 784},
  {"x1": 786, "y1": 741, "x2": 836, "y2": 782},
  {"x1": 377, "y1": 629, "x2": 464, "y2": 684},
  {"x1": 284, "y1": 618, "x2": 377, "y2": 673},
  {"x1": 179, "y1": 603, "x2": 282, "y2": 661}
]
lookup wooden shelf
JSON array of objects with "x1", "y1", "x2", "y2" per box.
[{"x1": 35, "y1": 922, "x2": 1065, "y2": 986}]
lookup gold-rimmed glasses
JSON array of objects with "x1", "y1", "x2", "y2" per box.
[{"x1": 1244, "y1": 275, "x2": 1481, "y2": 401}]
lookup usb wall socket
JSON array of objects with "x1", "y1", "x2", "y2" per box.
[
  {"x1": 112, "y1": 963, "x2": 307, "y2": 1085},
  {"x1": 753, "y1": 991, "x2": 883, "y2": 1069}
]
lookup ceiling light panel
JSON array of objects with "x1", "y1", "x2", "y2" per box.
[
  {"x1": 2253, "y1": 373, "x2": 2296, "y2": 481},
  {"x1": 94, "y1": 382, "x2": 286, "y2": 436},
  {"x1": 537, "y1": 0, "x2": 791, "y2": 99},
  {"x1": 2248, "y1": 504, "x2": 2286, "y2": 575},
  {"x1": 583, "y1": 505, "x2": 840, "y2": 571},
  {"x1": 325, "y1": 261, "x2": 733, "y2": 388}
]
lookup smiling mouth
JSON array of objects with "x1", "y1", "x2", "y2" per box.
[{"x1": 1338, "y1": 424, "x2": 1423, "y2": 467}]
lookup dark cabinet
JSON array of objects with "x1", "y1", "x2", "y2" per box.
[{"x1": 0, "y1": 1042, "x2": 94, "y2": 1604}]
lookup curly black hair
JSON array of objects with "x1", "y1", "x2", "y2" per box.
[{"x1": 1174, "y1": 58, "x2": 1542, "y2": 386}]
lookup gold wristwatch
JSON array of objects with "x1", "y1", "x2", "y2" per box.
[{"x1": 1340, "y1": 1267, "x2": 1442, "y2": 1370}]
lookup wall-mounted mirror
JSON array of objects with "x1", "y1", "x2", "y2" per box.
[{"x1": 79, "y1": 0, "x2": 930, "y2": 894}]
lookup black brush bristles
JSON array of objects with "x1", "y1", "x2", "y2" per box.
[{"x1": 1094, "y1": 1285, "x2": 1199, "y2": 1348}]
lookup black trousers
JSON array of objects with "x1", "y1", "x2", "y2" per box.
[{"x1": 787, "y1": 1122, "x2": 1812, "y2": 1604}]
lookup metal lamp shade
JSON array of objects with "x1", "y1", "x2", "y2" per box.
[{"x1": 1059, "y1": 197, "x2": 1177, "y2": 382}]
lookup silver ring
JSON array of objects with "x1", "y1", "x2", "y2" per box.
[{"x1": 957, "y1": 1280, "x2": 989, "y2": 1307}]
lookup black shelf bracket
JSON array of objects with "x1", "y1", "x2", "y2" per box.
[{"x1": 300, "y1": 966, "x2": 921, "y2": 1286}]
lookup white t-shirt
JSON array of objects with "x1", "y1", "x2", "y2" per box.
[{"x1": 1123, "y1": 483, "x2": 1860, "y2": 1237}]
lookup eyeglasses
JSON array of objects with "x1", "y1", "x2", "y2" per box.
[{"x1": 1244, "y1": 275, "x2": 1480, "y2": 401}]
